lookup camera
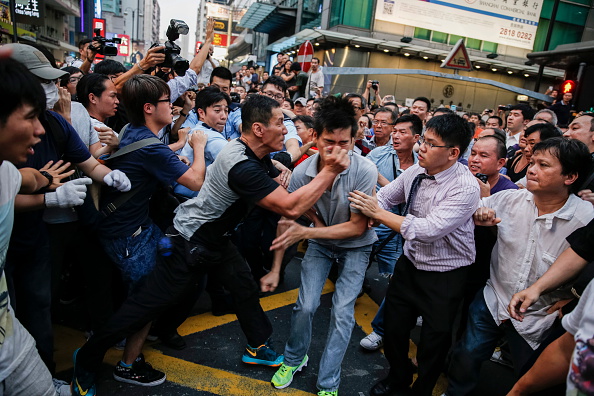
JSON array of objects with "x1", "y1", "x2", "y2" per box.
[
  {"x1": 498, "y1": 104, "x2": 512, "y2": 111},
  {"x1": 371, "y1": 80, "x2": 379, "y2": 91},
  {"x1": 230, "y1": 92, "x2": 241, "y2": 103},
  {"x1": 90, "y1": 28, "x2": 121, "y2": 57},
  {"x1": 151, "y1": 19, "x2": 190, "y2": 77}
]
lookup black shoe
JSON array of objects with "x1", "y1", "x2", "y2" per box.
[
  {"x1": 113, "y1": 354, "x2": 166, "y2": 386},
  {"x1": 159, "y1": 331, "x2": 186, "y2": 350},
  {"x1": 370, "y1": 378, "x2": 413, "y2": 396}
]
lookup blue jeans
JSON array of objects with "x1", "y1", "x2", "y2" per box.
[
  {"x1": 100, "y1": 223, "x2": 163, "y2": 292},
  {"x1": 373, "y1": 224, "x2": 402, "y2": 275},
  {"x1": 446, "y1": 291, "x2": 538, "y2": 396},
  {"x1": 283, "y1": 241, "x2": 372, "y2": 392},
  {"x1": 371, "y1": 298, "x2": 386, "y2": 337}
]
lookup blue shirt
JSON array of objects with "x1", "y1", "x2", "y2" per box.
[
  {"x1": 180, "y1": 121, "x2": 228, "y2": 167},
  {"x1": 99, "y1": 124, "x2": 189, "y2": 237}
]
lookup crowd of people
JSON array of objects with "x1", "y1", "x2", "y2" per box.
[{"x1": 0, "y1": 15, "x2": 594, "y2": 396}]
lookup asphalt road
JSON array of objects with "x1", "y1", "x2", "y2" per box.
[{"x1": 53, "y1": 254, "x2": 517, "y2": 396}]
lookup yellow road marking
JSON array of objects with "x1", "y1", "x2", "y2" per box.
[
  {"x1": 178, "y1": 280, "x2": 335, "y2": 337},
  {"x1": 143, "y1": 349, "x2": 315, "y2": 395}
]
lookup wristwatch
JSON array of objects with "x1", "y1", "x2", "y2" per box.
[
  {"x1": 180, "y1": 110, "x2": 188, "y2": 118},
  {"x1": 39, "y1": 170, "x2": 53, "y2": 188}
]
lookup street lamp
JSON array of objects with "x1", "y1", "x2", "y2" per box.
[{"x1": 123, "y1": 7, "x2": 143, "y2": 44}]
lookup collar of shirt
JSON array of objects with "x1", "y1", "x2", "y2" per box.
[
  {"x1": 424, "y1": 160, "x2": 460, "y2": 185},
  {"x1": 525, "y1": 192, "x2": 582, "y2": 229}
]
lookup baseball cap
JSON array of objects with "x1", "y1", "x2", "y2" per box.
[
  {"x1": 5, "y1": 43, "x2": 68, "y2": 80},
  {"x1": 295, "y1": 97, "x2": 307, "y2": 106}
]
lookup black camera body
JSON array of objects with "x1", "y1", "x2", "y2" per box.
[
  {"x1": 90, "y1": 28, "x2": 121, "y2": 57},
  {"x1": 230, "y1": 92, "x2": 241, "y2": 103},
  {"x1": 498, "y1": 104, "x2": 513, "y2": 111},
  {"x1": 151, "y1": 19, "x2": 190, "y2": 77},
  {"x1": 371, "y1": 80, "x2": 379, "y2": 91},
  {"x1": 475, "y1": 173, "x2": 489, "y2": 183}
]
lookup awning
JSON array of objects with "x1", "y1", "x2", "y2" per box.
[
  {"x1": 239, "y1": 2, "x2": 296, "y2": 34},
  {"x1": 267, "y1": 28, "x2": 565, "y2": 79},
  {"x1": 528, "y1": 41, "x2": 594, "y2": 69},
  {"x1": 227, "y1": 29, "x2": 253, "y2": 60}
]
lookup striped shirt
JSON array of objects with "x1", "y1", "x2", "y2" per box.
[{"x1": 377, "y1": 162, "x2": 480, "y2": 272}]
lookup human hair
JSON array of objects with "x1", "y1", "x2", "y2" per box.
[
  {"x1": 313, "y1": 96, "x2": 358, "y2": 138},
  {"x1": 293, "y1": 115, "x2": 314, "y2": 129},
  {"x1": 510, "y1": 104, "x2": 535, "y2": 121},
  {"x1": 60, "y1": 66, "x2": 81, "y2": 87},
  {"x1": 76, "y1": 73, "x2": 111, "y2": 108},
  {"x1": 374, "y1": 107, "x2": 397, "y2": 124},
  {"x1": 360, "y1": 114, "x2": 372, "y2": 129},
  {"x1": 78, "y1": 38, "x2": 91, "y2": 49},
  {"x1": 344, "y1": 93, "x2": 367, "y2": 109},
  {"x1": 487, "y1": 116, "x2": 503, "y2": 127},
  {"x1": 284, "y1": 98, "x2": 294, "y2": 109},
  {"x1": 534, "y1": 109, "x2": 558, "y2": 126},
  {"x1": 477, "y1": 135, "x2": 507, "y2": 159},
  {"x1": 532, "y1": 137, "x2": 591, "y2": 194},
  {"x1": 94, "y1": 59, "x2": 127, "y2": 76},
  {"x1": 425, "y1": 113, "x2": 472, "y2": 157},
  {"x1": 289, "y1": 61, "x2": 301, "y2": 72},
  {"x1": 121, "y1": 75, "x2": 170, "y2": 126},
  {"x1": 312, "y1": 57, "x2": 320, "y2": 63},
  {"x1": 524, "y1": 122, "x2": 562, "y2": 140},
  {"x1": 413, "y1": 96, "x2": 431, "y2": 111},
  {"x1": 0, "y1": 58, "x2": 45, "y2": 126},
  {"x1": 581, "y1": 113, "x2": 594, "y2": 132},
  {"x1": 262, "y1": 75, "x2": 287, "y2": 93},
  {"x1": 195, "y1": 86, "x2": 230, "y2": 113},
  {"x1": 394, "y1": 114, "x2": 423, "y2": 136},
  {"x1": 433, "y1": 107, "x2": 453, "y2": 116},
  {"x1": 468, "y1": 112, "x2": 480, "y2": 119},
  {"x1": 483, "y1": 127, "x2": 507, "y2": 142},
  {"x1": 210, "y1": 66, "x2": 233, "y2": 84},
  {"x1": 241, "y1": 94, "x2": 280, "y2": 133}
]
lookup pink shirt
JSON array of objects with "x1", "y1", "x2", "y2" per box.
[{"x1": 377, "y1": 162, "x2": 480, "y2": 272}]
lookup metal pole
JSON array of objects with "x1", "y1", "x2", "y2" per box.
[
  {"x1": 136, "y1": 0, "x2": 140, "y2": 44},
  {"x1": 534, "y1": 0, "x2": 561, "y2": 92},
  {"x1": 10, "y1": 0, "x2": 18, "y2": 43}
]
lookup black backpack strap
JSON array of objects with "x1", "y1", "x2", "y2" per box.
[{"x1": 100, "y1": 187, "x2": 143, "y2": 217}]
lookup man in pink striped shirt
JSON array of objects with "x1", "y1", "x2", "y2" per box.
[{"x1": 349, "y1": 113, "x2": 479, "y2": 396}]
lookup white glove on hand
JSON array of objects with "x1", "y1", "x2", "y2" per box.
[
  {"x1": 45, "y1": 178, "x2": 92, "y2": 208},
  {"x1": 104, "y1": 170, "x2": 131, "y2": 192}
]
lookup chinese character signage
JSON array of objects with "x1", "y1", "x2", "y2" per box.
[
  {"x1": 92, "y1": 17, "x2": 105, "y2": 36},
  {"x1": 115, "y1": 34, "x2": 130, "y2": 56},
  {"x1": 375, "y1": 0, "x2": 544, "y2": 50},
  {"x1": 12, "y1": 0, "x2": 44, "y2": 25}
]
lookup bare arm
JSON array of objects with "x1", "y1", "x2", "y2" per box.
[
  {"x1": 506, "y1": 331, "x2": 574, "y2": 396},
  {"x1": 257, "y1": 147, "x2": 349, "y2": 219},
  {"x1": 18, "y1": 169, "x2": 50, "y2": 194},
  {"x1": 377, "y1": 173, "x2": 391, "y2": 187},
  {"x1": 189, "y1": 18, "x2": 214, "y2": 74},
  {"x1": 76, "y1": 156, "x2": 113, "y2": 182},
  {"x1": 270, "y1": 211, "x2": 368, "y2": 250},
  {"x1": 175, "y1": 130, "x2": 207, "y2": 191},
  {"x1": 508, "y1": 247, "x2": 588, "y2": 321},
  {"x1": 349, "y1": 189, "x2": 405, "y2": 232},
  {"x1": 112, "y1": 46, "x2": 167, "y2": 93},
  {"x1": 284, "y1": 138, "x2": 301, "y2": 165}
]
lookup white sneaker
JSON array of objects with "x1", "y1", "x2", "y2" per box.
[
  {"x1": 360, "y1": 331, "x2": 383, "y2": 350},
  {"x1": 52, "y1": 378, "x2": 72, "y2": 396}
]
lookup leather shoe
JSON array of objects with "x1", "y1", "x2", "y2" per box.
[
  {"x1": 159, "y1": 331, "x2": 186, "y2": 350},
  {"x1": 370, "y1": 378, "x2": 414, "y2": 396}
]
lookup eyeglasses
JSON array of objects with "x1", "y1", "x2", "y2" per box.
[
  {"x1": 372, "y1": 120, "x2": 394, "y2": 126},
  {"x1": 418, "y1": 136, "x2": 454, "y2": 149},
  {"x1": 68, "y1": 77, "x2": 82, "y2": 83},
  {"x1": 262, "y1": 91, "x2": 285, "y2": 101},
  {"x1": 151, "y1": 98, "x2": 171, "y2": 105}
]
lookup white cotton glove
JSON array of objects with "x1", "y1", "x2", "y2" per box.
[
  {"x1": 45, "y1": 178, "x2": 92, "y2": 208},
  {"x1": 104, "y1": 170, "x2": 131, "y2": 192}
]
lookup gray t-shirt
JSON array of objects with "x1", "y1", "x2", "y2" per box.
[{"x1": 289, "y1": 152, "x2": 378, "y2": 248}]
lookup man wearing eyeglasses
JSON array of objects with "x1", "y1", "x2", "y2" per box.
[
  {"x1": 367, "y1": 108, "x2": 396, "y2": 150},
  {"x1": 349, "y1": 113, "x2": 479, "y2": 396},
  {"x1": 71, "y1": 74, "x2": 209, "y2": 395}
]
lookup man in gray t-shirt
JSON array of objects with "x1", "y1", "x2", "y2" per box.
[{"x1": 269, "y1": 96, "x2": 377, "y2": 396}]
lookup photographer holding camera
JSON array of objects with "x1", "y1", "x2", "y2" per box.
[{"x1": 363, "y1": 79, "x2": 382, "y2": 107}]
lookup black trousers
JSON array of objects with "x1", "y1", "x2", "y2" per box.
[
  {"x1": 384, "y1": 255, "x2": 469, "y2": 396},
  {"x1": 77, "y1": 229, "x2": 273, "y2": 374}
]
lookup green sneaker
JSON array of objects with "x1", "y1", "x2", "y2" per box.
[
  {"x1": 317, "y1": 391, "x2": 338, "y2": 396},
  {"x1": 270, "y1": 355, "x2": 308, "y2": 389}
]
